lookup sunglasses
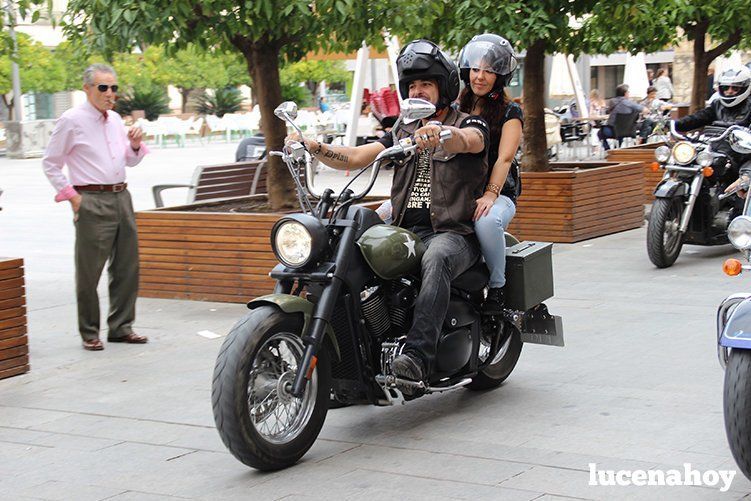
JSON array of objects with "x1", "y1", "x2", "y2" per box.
[{"x1": 95, "y1": 84, "x2": 119, "y2": 93}]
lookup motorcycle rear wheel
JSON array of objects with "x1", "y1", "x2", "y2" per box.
[
  {"x1": 468, "y1": 323, "x2": 522, "y2": 390},
  {"x1": 647, "y1": 197, "x2": 684, "y2": 268},
  {"x1": 724, "y1": 348, "x2": 751, "y2": 480},
  {"x1": 212, "y1": 307, "x2": 331, "y2": 471}
]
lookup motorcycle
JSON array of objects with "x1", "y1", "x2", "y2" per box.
[
  {"x1": 211, "y1": 99, "x2": 564, "y2": 471},
  {"x1": 646, "y1": 121, "x2": 750, "y2": 268},
  {"x1": 716, "y1": 131, "x2": 751, "y2": 480}
]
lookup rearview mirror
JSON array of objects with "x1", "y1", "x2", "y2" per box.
[
  {"x1": 274, "y1": 101, "x2": 298, "y2": 121},
  {"x1": 400, "y1": 98, "x2": 436, "y2": 122}
]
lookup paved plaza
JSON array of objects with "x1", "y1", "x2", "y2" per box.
[{"x1": 2, "y1": 141, "x2": 751, "y2": 499}]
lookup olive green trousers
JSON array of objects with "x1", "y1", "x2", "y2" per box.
[{"x1": 74, "y1": 190, "x2": 139, "y2": 341}]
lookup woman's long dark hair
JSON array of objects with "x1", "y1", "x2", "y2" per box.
[{"x1": 458, "y1": 85, "x2": 511, "y2": 140}]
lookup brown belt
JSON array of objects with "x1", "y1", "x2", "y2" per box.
[{"x1": 74, "y1": 183, "x2": 127, "y2": 193}]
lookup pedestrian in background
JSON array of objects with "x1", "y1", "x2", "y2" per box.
[
  {"x1": 654, "y1": 67, "x2": 674, "y2": 101},
  {"x1": 42, "y1": 63, "x2": 150, "y2": 351}
]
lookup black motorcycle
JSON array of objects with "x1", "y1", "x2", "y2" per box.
[
  {"x1": 211, "y1": 99, "x2": 564, "y2": 471},
  {"x1": 647, "y1": 122, "x2": 750, "y2": 268}
]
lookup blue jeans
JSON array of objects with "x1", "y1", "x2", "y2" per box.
[{"x1": 474, "y1": 195, "x2": 516, "y2": 288}]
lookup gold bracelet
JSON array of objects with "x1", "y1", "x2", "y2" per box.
[{"x1": 485, "y1": 183, "x2": 502, "y2": 195}]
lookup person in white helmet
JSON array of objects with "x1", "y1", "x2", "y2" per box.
[{"x1": 676, "y1": 66, "x2": 751, "y2": 133}]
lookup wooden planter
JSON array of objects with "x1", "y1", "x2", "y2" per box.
[
  {"x1": 507, "y1": 161, "x2": 644, "y2": 243},
  {"x1": 606, "y1": 143, "x2": 664, "y2": 203},
  {"x1": 0, "y1": 258, "x2": 29, "y2": 380},
  {"x1": 136, "y1": 196, "x2": 386, "y2": 303}
]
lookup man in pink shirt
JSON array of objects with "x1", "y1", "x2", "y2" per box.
[{"x1": 43, "y1": 63, "x2": 150, "y2": 351}]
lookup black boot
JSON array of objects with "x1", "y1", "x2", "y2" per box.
[
  {"x1": 391, "y1": 352, "x2": 426, "y2": 398},
  {"x1": 482, "y1": 287, "x2": 505, "y2": 315}
]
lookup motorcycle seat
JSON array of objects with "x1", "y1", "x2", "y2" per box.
[{"x1": 452, "y1": 260, "x2": 489, "y2": 292}]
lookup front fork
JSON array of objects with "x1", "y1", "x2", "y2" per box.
[
  {"x1": 679, "y1": 173, "x2": 704, "y2": 233},
  {"x1": 291, "y1": 222, "x2": 358, "y2": 397}
]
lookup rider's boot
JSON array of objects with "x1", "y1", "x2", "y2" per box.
[
  {"x1": 482, "y1": 287, "x2": 505, "y2": 315},
  {"x1": 392, "y1": 352, "x2": 425, "y2": 397}
]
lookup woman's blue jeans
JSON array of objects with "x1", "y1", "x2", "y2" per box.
[{"x1": 474, "y1": 195, "x2": 516, "y2": 288}]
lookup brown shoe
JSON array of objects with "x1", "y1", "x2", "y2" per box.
[
  {"x1": 82, "y1": 339, "x2": 104, "y2": 351},
  {"x1": 107, "y1": 333, "x2": 148, "y2": 344}
]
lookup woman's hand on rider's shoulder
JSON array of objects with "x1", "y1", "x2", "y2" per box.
[{"x1": 473, "y1": 192, "x2": 497, "y2": 221}]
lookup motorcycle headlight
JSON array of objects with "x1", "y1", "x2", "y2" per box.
[
  {"x1": 728, "y1": 216, "x2": 751, "y2": 250},
  {"x1": 696, "y1": 151, "x2": 714, "y2": 167},
  {"x1": 655, "y1": 145, "x2": 671, "y2": 163},
  {"x1": 271, "y1": 214, "x2": 328, "y2": 268},
  {"x1": 672, "y1": 141, "x2": 697, "y2": 165}
]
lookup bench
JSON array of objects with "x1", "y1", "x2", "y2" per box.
[{"x1": 152, "y1": 160, "x2": 267, "y2": 208}]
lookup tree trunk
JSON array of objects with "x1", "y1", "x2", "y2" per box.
[
  {"x1": 521, "y1": 39, "x2": 549, "y2": 172},
  {"x1": 2, "y1": 95, "x2": 12, "y2": 121},
  {"x1": 180, "y1": 88, "x2": 191, "y2": 114},
  {"x1": 687, "y1": 21, "x2": 742, "y2": 113},
  {"x1": 244, "y1": 43, "x2": 296, "y2": 210}
]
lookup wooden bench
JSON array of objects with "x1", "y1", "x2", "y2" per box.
[{"x1": 152, "y1": 160, "x2": 267, "y2": 208}]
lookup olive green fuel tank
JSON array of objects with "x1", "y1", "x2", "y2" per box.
[{"x1": 356, "y1": 224, "x2": 425, "y2": 280}]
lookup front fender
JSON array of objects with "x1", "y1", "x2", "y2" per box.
[
  {"x1": 653, "y1": 178, "x2": 689, "y2": 198},
  {"x1": 720, "y1": 296, "x2": 751, "y2": 350},
  {"x1": 248, "y1": 294, "x2": 340, "y2": 360}
]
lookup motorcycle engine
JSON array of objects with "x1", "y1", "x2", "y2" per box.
[{"x1": 360, "y1": 279, "x2": 418, "y2": 338}]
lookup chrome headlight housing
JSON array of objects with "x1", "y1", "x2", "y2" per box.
[
  {"x1": 696, "y1": 151, "x2": 714, "y2": 167},
  {"x1": 728, "y1": 216, "x2": 751, "y2": 250},
  {"x1": 654, "y1": 145, "x2": 671, "y2": 163},
  {"x1": 271, "y1": 214, "x2": 329, "y2": 268},
  {"x1": 672, "y1": 141, "x2": 697, "y2": 165}
]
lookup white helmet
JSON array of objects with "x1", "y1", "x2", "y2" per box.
[{"x1": 717, "y1": 66, "x2": 751, "y2": 107}]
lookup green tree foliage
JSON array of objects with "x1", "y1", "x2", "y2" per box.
[
  {"x1": 62, "y1": 0, "x2": 437, "y2": 209},
  {"x1": 583, "y1": 0, "x2": 751, "y2": 112},
  {"x1": 0, "y1": 34, "x2": 67, "y2": 119},
  {"x1": 435, "y1": 0, "x2": 597, "y2": 172}
]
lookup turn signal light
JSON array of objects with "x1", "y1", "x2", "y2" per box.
[
  {"x1": 650, "y1": 162, "x2": 660, "y2": 172},
  {"x1": 702, "y1": 167, "x2": 714, "y2": 177},
  {"x1": 724, "y1": 259, "x2": 743, "y2": 276}
]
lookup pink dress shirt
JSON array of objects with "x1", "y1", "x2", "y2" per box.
[{"x1": 42, "y1": 100, "x2": 149, "y2": 202}]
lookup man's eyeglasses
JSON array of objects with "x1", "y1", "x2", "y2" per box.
[
  {"x1": 96, "y1": 84, "x2": 119, "y2": 93},
  {"x1": 720, "y1": 85, "x2": 744, "y2": 92}
]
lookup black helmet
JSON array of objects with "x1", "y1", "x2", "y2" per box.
[
  {"x1": 396, "y1": 39, "x2": 460, "y2": 110},
  {"x1": 458, "y1": 34, "x2": 518, "y2": 95}
]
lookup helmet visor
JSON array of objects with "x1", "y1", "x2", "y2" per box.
[
  {"x1": 458, "y1": 41, "x2": 518, "y2": 76},
  {"x1": 719, "y1": 84, "x2": 746, "y2": 97}
]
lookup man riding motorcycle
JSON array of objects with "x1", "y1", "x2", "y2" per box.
[{"x1": 286, "y1": 39, "x2": 489, "y2": 393}]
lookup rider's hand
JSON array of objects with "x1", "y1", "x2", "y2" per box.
[
  {"x1": 285, "y1": 132, "x2": 318, "y2": 153},
  {"x1": 727, "y1": 175, "x2": 750, "y2": 199},
  {"x1": 414, "y1": 123, "x2": 442, "y2": 151},
  {"x1": 473, "y1": 192, "x2": 497, "y2": 221}
]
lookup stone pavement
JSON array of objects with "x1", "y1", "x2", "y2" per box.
[{"x1": 2, "y1": 141, "x2": 751, "y2": 499}]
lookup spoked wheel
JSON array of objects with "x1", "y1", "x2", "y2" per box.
[
  {"x1": 212, "y1": 307, "x2": 331, "y2": 471},
  {"x1": 647, "y1": 196, "x2": 685, "y2": 268},
  {"x1": 468, "y1": 319, "x2": 522, "y2": 390},
  {"x1": 724, "y1": 349, "x2": 751, "y2": 480}
]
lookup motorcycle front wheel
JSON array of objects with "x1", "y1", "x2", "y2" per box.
[
  {"x1": 468, "y1": 322, "x2": 522, "y2": 390},
  {"x1": 647, "y1": 196, "x2": 685, "y2": 268},
  {"x1": 212, "y1": 306, "x2": 331, "y2": 471},
  {"x1": 724, "y1": 348, "x2": 751, "y2": 480}
]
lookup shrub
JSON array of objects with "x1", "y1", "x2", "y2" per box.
[
  {"x1": 190, "y1": 87, "x2": 243, "y2": 117},
  {"x1": 115, "y1": 86, "x2": 171, "y2": 121}
]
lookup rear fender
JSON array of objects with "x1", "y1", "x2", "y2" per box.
[{"x1": 248, "y1": 294, "x2": 340, "y2": 359}]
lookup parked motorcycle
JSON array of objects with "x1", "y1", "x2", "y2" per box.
[
  {"x1": 716, "y1": 136, "x2": 751, "y2": 479},
  {"x1": 647, "y1": 122, "x2": 749, "y2": 268},
  {"x1": 211, "y1": 99, "x2": 564, "y2": 471}
]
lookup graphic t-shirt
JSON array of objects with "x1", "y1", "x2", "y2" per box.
[{"x1": 402, "y1": 151, "x2": 431, "y2": 228}]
